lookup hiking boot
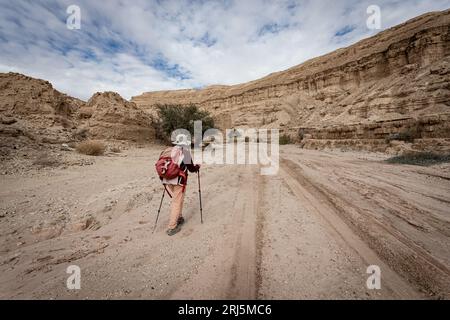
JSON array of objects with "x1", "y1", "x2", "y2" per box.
[
  {"x1": 166, "y1": 225, "x2": 181, "y2": 236},
  {"x1": 177, "y1": 216, "x2": 185, "y2": 226}
]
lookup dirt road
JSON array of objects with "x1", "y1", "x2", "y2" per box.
[{"x1": 0, "y1": 145, "x2": 449, "y2": 299}]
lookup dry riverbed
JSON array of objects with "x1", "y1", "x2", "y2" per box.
[{"x1": 0, "y1": 145, "x2": 449, "y2": 299}]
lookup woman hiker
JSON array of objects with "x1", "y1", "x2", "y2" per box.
[{"x1": 157, "y1": 134, "x2": 200, "y2": 236}]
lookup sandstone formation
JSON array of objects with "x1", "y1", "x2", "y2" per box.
[
  {"x1": 0, "y1": 74, "x2": 155, "y2": 150},
  {"x1": 79, "y1": 92, "x2": 154, "y2": 142},
  {"x1": 0, "y1": 72, "x2": 82, "y2": 144},
  {"x1": 132, "y1": 10, "x2": 450, "y2": 151},
  {"x1": 1, "y1": 10, "x2": 449, "y2": 154}
]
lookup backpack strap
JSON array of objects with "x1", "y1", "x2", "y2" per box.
[
  {"x1": 163, "y1": 184, "x2": 173, "y2": 198},
  {"x1": 179, "y1": 171, "x2": 187, "y2": 193}
]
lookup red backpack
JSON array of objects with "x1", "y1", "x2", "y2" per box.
[{"x1": 155, "y1": 147, "x2": 186, "y2": 181}]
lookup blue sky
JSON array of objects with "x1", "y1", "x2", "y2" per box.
[{"x1": 0, "y1": 0, "x2": 449, "y2": 100}]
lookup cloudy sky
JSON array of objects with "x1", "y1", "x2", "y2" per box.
[{"x1": 0, "y1": 0, "x2": 449, "y2": 100}]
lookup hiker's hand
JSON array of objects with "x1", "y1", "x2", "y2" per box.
[{"x1": 194, "y1": 164, "x2": 200, "y2": 172}]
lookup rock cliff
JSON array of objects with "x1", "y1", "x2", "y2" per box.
[
  {"x1": 79, "y1": 92, "x2": 154, "y2": 142},
  {"x1": 132, "y1": 10, "x2": 450, "y2": 150},
  {"x1": 0, "y1": 75, "x2": 155, "y2": 150},
  {"x1": 0, "y1": 72, "x2": 82, "y2": 144}
]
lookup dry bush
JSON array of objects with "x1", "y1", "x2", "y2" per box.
[
  {"x1": 298, "y1": 129, "x2": 306, "y2": 141},
  {"x1": 279, "y1": 134, "x2": 292, "y2": 145},
  {"x1": 76, "y1": 140, "x2": 106, "y2": 156},
  {"x1": 386, "y1": 152, "x2": 450, "y2": 166},
  {"x1": 72, "y1": 127, "x2": 88, "y2": 141},
  {"x1": 386, "y1": 125, "x2": 423, "y2": 144},
  {"x1": 110, "y1": 146, "x2": 121, "y2": 153},
  {"x1": 67, "y1": 141, "x2": 77, "y2": 149},
  {"x1": 33, "y1": 153, "x2": 60, "y2": 167}
]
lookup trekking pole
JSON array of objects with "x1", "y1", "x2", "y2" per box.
[
  {"x1": 152, "y1": 188, "x2": 165, "y2": 233},
  {"x1": 197, "y1": 170, "x2": 203, "y2": 224}
]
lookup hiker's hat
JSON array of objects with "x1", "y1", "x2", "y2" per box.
[{"x1": 172, "y1": 133, "x2": 191, "y2": 146}]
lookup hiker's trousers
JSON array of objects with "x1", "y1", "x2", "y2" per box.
[{"x1": 166, "y1": 184, "x2": 185, "y2": 230}]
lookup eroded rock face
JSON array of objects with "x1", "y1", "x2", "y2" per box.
[
  {"x1": 0, "y1": 75, "x2": 155, "y2": 159},
  {"x1": 0, "y1": 72, "x2": 83, "y2": 145},
  {"x1": 132, "y1": 10, "x2": 450, "y2": 149},
  {"x1": 80, "y1": 92, "x2": 154, "y2": 142},
  {"x1": 1, "y1": 10, "x2": 449, "y2": 154}
]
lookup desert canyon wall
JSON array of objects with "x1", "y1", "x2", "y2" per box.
[
  {"x1": 0, "y1": 76, "x2": 153, "y2": 154},
  {"x1": 132, "y1": 10, "x2": 450, "y2": 152},
  {"x1": 78, "y1": 92, "x2": 154, "y2": 142},
  {"x1": 0, "y1": 10, "x2": 449, "y2": 154},
  {"x1": 0, "y1": 73, "x2": 83, "y2": 145}
]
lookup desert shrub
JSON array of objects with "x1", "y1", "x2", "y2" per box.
[
  {"x1": 76, "y1": 140, "x2": 106, "y2": 156},
  {"x1": 33, "y1": 153, "x2": 60, "y2": 167},
  {"x1": 110, "y1": 146, "x2": 121, "y2": 153},
  {"x1": 386, "y1": 152, "x2": 450, "y2": 166},
  {"x1": 386, "y1": 126, "x2": 422, "y2": 143},
  {"x1": 67, "y1": 142, "x2": 77, "y2": 149},
  {"x1": 298, "y1": 129, "x2": 305, "y2": 141},
  {"x1": 279, "y1": 134, "x2": 292, "y2": 145},
  {"x1": 152, "y1": 104, "x2": 215, "y2": 144},
  {"x1": 72, "y1": 127, "x2": 89, "y2": 141}
]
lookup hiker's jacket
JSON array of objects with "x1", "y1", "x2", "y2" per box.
[{"x1": 161, "y1": 146, "x2": 198, "y2": 186}]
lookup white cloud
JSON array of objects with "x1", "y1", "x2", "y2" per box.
[{"x1": 0, "y1": 0, "x2": 448, "y2": 100}]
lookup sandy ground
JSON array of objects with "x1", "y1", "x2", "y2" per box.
[{"x1": 0, "y1": 144, "x2": 449, "y2": 299}]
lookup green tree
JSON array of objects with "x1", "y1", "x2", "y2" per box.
[{"x1": 153, "y1": 104, "x2": 215, "y2": 144}]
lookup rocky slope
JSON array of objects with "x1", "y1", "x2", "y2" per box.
[
  {"x1": 0, "y1": 74, "x2": 155, "y2": 148},
  {"x1": 0, "y1": 72, "x2": 83, "y2": 144},
  {"x1": 79, "y1": 92, "x2": 154, "y2": 142},
  {"x1": 0, "y1": 74, "x2": 155, "y2": 173},
  {"x1": 132, "y1": 10, "x2": 450, "y2": 151},
  {"x1": 1, "y1": 10, "x2": 449, "y2": 154}
]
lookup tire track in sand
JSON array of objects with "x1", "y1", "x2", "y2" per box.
[
  {"x1": 280, "y1": 158, "x2": 421, "y2": 299},
  {"x1": 170, "y1": 165, "x2": 262, "y2": 299},
  {"x1": 227, "y1": 166, "x2": 264, "y2": 299},
  {"x1": 281, "y1": 157, "x2": 450, "y2": 298}
]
